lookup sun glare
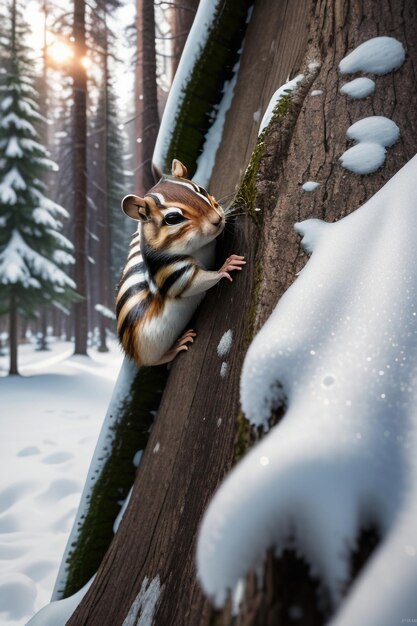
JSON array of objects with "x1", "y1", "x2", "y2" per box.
[
  {"x1": 48, "y1": 40, "x2": 74, "y2": 64},
  {"x1": 80, "y1": 56, "x2": 92, "y2": 70}
]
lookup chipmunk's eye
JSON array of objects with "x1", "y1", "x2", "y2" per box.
[{"x1": 164, "y1": 212, "x2": 185, "y2": 226}]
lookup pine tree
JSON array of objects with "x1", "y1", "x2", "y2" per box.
[{"x1": 0, "y1": 0, "x2": 76, "y2": 375}]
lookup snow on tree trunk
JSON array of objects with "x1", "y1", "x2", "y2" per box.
[
  {"x1": 65, "y1": 0, "x2": 417, "y2": 624},
  {"x1": 52, "y1": 359, "x2": 168, "y2": 600}
]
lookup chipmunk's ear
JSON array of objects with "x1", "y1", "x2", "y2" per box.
[
  {"x1": 122, "y1": 195, "x2": 151, "y2": 222},
  {"x1": 172, "y1": 159, "x2": 188, "y2": 179}
]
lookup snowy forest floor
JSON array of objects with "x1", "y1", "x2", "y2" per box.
[{"x1": 0, "y1": 339, "x2": 123, "y2": 625}]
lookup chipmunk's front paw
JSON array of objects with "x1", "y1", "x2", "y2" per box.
[{"x1": 218, "y1": 255, "x2": 246, "y2": 282}]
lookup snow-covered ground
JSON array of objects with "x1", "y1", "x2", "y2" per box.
[{"x1": 0, "y1": 339, "x2": 123, "y2": 626}]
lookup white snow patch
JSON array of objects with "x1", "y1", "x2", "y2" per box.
[
  {"x1": 0, "y1": 113, "x2": 36, "y2": 136},
  {"x1": 347, "y1": 116, "x2": 399, "y2": 147},
  {"x1": 302, "y1": 181, "x2": 320, "y2": 192},
  {"x1": 259, "y1": 75, "x2": 304, "y2": 135},
  {"x1": 340, "y1": 117, "x2": 400, "y2": 175},
  {"x1": 26, "y1": 578, "x2": 94, "y2": 626},
  {"x1": 220, "y1": 362, "x2": 228, "y2": 379},
  {"x1": 113, "y1": 487, "x2": 133, "y2": 534},
  {"x1": 194, "y1": 61, "x2": 240, "y2": 187},
  {"x1": 340, "y1": 77, "x2": 375, "y2": 99},
  {"x1": 253, "y1": 109, "x2": 261, "y2": 122},
  {"x1": 197, "y1": 154, "x2": 417, "y2": 621},
  {"x1": 310, "y1": 90, "x2": 323, "y2": 96},
  {"x1": 122, "y1": 576, "x2": 164, "y2": 626},
  {"x1": 5, "y1": 137, "x2": 23, "y2": 158},
  {"x1": 0, "y1": 341, "x2": 123, "y2": 625},
  {"x1": 339, "y1": 36, "x2": 405, "y2": 75},
  {"x1": 154, "y1": 0, "x2": 233, "y2": 171},
  {"x1": 0, "y1": 230, "x2": 76, "y2": 289},
  {"x1": 95, "y1": 304, "x2": 116, "y2": 320},
  {"x1": 217, "y1": 330, "x2": 233, "y2": 358},
  {"x1": 153, "y1": 442, "x2": 160, "y2": 454},
  {"x1": 339, "y1": 142, "x2": 386, "y2": 175}
]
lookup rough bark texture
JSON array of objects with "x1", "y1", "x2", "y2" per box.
[
  {"x1": 135, "y1": 0, "x2": 160, "y2": 194},
  {"x1": 72, "y1": 0, "x2": 89, "y2": 355},
  {"x1": 69, "y1": 0, "x2": 417, "y2": 624},
  {"x1": 170, "y1": 0, "x2": 199, "y2": 77}
]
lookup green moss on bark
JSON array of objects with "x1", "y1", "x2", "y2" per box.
[
  {"x1": 164, "y1": 1, "x2": 252, "y2": 175},
  {"x1": 59, "y1": 363, "x2": 168, "y2": 599}
]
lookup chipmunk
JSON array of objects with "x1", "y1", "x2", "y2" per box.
[{"x1": 116, "y1": 159, "x2": 245, "y2": 366}]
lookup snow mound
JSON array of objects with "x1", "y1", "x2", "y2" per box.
[
  {"x1": 197, "y1": 155, "x2": 417, "y2": 623},
  {"x1": 346, "y1": 116, "x2": 399, "y2": 147},
  {"x1": 340, "y1": 77, "x2": 375, "y2": 99},
  {"x1": 217, "y1": 330, "x2": 233, "y2": 358},
  {"x1": 339, "y1": 142, "x2": 386, "y2": 175},
  {"x1": 302, "y1": 181, "x2": 320, "y2": 192},
  {"x1": 340, "y1": 117, "x2": 399, "y2": 175},
  {"x1": 339, "y1": 36, "x2": 405, "y2": 75}
]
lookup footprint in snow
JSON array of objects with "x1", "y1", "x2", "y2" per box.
[
  {"x1": 41, "y1": 451, "x2": 74, "y2": 465},
  {"x1": 36, "y1": 478, "x2": 81, "y2": 503},
  {"x1": 0, "y1": 482, "x2": 36, "y2": 514},
  {"x1": 17, "y1": 446, "x2": 41, "y2": 457}
]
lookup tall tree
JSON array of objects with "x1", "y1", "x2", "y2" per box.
[
  {"x1": 135, "y1": 0, "x2": 159, "y2": 194},
  {"x1": 72, "y1": 0, "x2": 88, "y2": 355},
  {"x1": 68, "y1": 0, "x2": 417, "y2": 624},
  {"x1": 0, "y1": 0, "x2": 76, "y2": 375}
]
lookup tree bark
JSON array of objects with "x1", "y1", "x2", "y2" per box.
[
  {"x1": 8, "y1": 291, "x2": 18, "y2": 376},
  {"x1": 68, "y1": 0, "x2": 417, "y2": 623},
  {"x1": 135, "y1": 0, "x2": 160, "y2": 194},
  {"x1": 97, "y1": 15, "x2": 110, "y2": 353},
  {"x1": 72, "y1": 0, "x2": 89, "y2": 355},
  {"x1": 170, "y1": 0, "x2": 199, "y2": 77}
]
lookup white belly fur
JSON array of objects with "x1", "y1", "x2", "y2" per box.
[{"x1": 139, "y1": 241, "x2": 217, "y2": 363}]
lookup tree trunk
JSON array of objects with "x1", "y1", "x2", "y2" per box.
[
  {"x1": 68, "y1": 0, "x2": 417, "y2": 623},
  {"x1": 9, "y1": 291, "x2": 18, "y2": 376},
  {"x1": 135, "y1": 0, "x2": 159, "y2": 193},
  {"x1": 72, "y1": 0, "x2": 89, "y2": 355},
  {"x1": 170, "y1": 0, "x2": 199, "y2": 77},
  {"x1": 97, "y1": 16, "x2": 110, "y2": 354}
]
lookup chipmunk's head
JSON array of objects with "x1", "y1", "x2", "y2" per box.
[{"x1": 122, "y1": 159, "x2": 225, "y2": 255}]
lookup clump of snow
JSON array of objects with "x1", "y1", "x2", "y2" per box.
[
  {"x1": 122, "y1": 576, "x2": 164, "y2": 626},
  {"x1": 217, "y1": 330, "x2": 233, "y2": 358},
  {"x1": 340, "y1": 77, "x2": 375, "y2": 99},
  {"x1": 258, "y1": 75, "x2": 304, "y2": 135},
  {"x1": 0, "y1": 340, "x2": 123, "y2": 625},
  {"x1": 310, "y1": 90, "x2": 323, "y2": 96},
  {"x1": 340, "y1": 117, "x2": 400, "y2": 175},
  {"x1": 197, "y1": 155, "x2": 417, "y2": 621},
  {"x1": 94, "y1": 304, "x2": 116, "y2": 320},
  {"x1": 113, "y1": 487, "x2": 133, "y2": 534},
  {"x1": 302, "y1": 181, "x2": 320, "y2": 192},
  {"x1": 339, "y1": 36, "x2": 405, "y2": 75},
  {"x1": 347, "y1": 116, "x2": 399, "y2": 147},
  {"x1": 253, "y1": 110, "x2": 261, "y2": 122},
  {"x1": 339, "y1": 142, "x2": 386, "y2": 175},
  {"x1": 153, "y1": 442, "x2": 160, "y2": 454},
  {"x1": 220, "y1": 362, "x2": 228, "y2": 378}
]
